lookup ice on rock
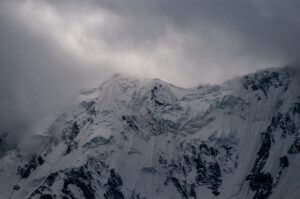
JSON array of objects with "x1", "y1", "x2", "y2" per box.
[{"x1": 1, "y1": 67, "x2": 300, "y2": 199}]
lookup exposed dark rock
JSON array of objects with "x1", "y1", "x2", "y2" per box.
[
  {"x1": 244, "y1": 105, "x2": 298, "y2": 199},
  {"x1": 80, "y1": 100, "x2": 96, "y2": 112},
  {"x1": 18, "y1": 155, "x2": 44, "y2": 179},
  {"x1": 243, "y1": 71, "x2": 286, "y2": 96},
  {"x1": 170, "y1": 177, "x2": 189, "y2": 199},
  {"x1": 62, "y1": 122, "x2": 80, "y2": 155},
  {"x1": 13, "y1": 185, "x2": 20, "y2": 191},
  {"x1": 28, "y1": 185, "x2": 52, "y2": 199},
  {"x1": 267, "y1": 112, "x2": 296, "y2": 138},
  {"x1": 246, "y1": 123, "x2": 273, "y2": 198},
  {"x1": 291, "y1": 102, "x2": 300, "y2": 114},
  {"x1": 45, "y1": 172, "x2": 59, "y2": 186},
  {"x1": 288, "y1": 137, "x2": 300, "y2": 154},
  {"x1": 150, "y1": 85, "x2": 165, "y2": 106},
  {"x1": 87, "y1": 107, "x2": 97, "y2": 115},
  {"x1": 159, "y1": 139, "x2": 235, "y2": 197},
  {"x1": 251, "y1": 131, "x2": 272, "y2": 176},
  {"x1": 65, "y1": 141, "x2": 78, "y2": 155},
  {"x1": 104, "y1": 169, "x2": 124, "y2": 199},
  {"x1": 247, "y1": 172, "x2": 273, "y2": 199},
  {"x1": 63, "y1": 122, "x2": 80, "y2": 143},
  {"x1": 37, "y1": 156, "x2": 45, "y2": 165},
  {"x1": 83, "y1": 136, "x2": 114, "y2": 149},
  {"x1": 39, "y1": 194, "x2": 54, "y2": 199},
  {"x1": 189, "y1": 184, "x2": 197, "y2": 199},
  {"x1": 62, "y1": 166, "x2": 95, "y2": 199},
  {"x1": 28, "y1": 157, "x2": 110, "y2": 199},
  {"x1": 81, "y1": 100, "x2": 97, "y2": 115},
  {"x1": 275, "y1": 156, "x2": 289, "y2": 186},
  {"x1": 128, "y1": 189, "x2": 146, "y2": 199},
  {"x1": 147, "y1": 115, "x2": 177, "y2": 136},
  {"x1": 122, "y1": 115, "x2": 139, "y2": 132},
  {"x1": 279, "y1": 156, "x2": 289, "y2": 168}
]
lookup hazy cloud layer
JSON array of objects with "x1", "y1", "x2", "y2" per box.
[{"x1": 0, "y1": 0, "x2": 299, "y2": 141}]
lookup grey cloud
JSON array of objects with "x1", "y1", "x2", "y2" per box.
[
  {"x1": 44, "y1": 0, "x2": 300, "y2": 82},
  {"x1": 0, "y1": 0, "x2": 299, "y2": 148},
  {"x1": 0, "y1": 3, "x2": 113, "y2": 143}
]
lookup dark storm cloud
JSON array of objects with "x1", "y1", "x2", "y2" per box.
[{"x1": 0, "y1": 0, "x2": 299, "y2": 147}]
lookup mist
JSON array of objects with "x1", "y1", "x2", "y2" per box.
[{"x1": 0, "y1": 0, "x2": 299, "y2": 148}]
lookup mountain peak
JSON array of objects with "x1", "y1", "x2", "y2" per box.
[{"x1": 3, "y1": 66, "x2": 300, "y2": 199}]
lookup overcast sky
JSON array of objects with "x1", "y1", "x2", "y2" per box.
[{"x1": 0, "y1": 0, "x2": 300, "y2": 137}]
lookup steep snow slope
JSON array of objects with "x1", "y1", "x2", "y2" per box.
[{"x1": 0, "y1": 67, "x2": 299, "y2": 199}]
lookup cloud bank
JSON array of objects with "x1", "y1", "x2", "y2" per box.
[{"x1": 0, "y1": 0, "x2": 299, "y2": 142}]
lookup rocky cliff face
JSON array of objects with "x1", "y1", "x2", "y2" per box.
[{"x1": 0, "y1": 67, "x2": 299, "y2": 199}]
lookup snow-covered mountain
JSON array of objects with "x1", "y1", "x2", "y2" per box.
[{"x1": 1, "y1": 66, "x2": 299, "y2": 199}]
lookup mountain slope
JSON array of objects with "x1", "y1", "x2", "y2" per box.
[{"x1": 1, "y1": 67, "x2": 300, "y2": 199}]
